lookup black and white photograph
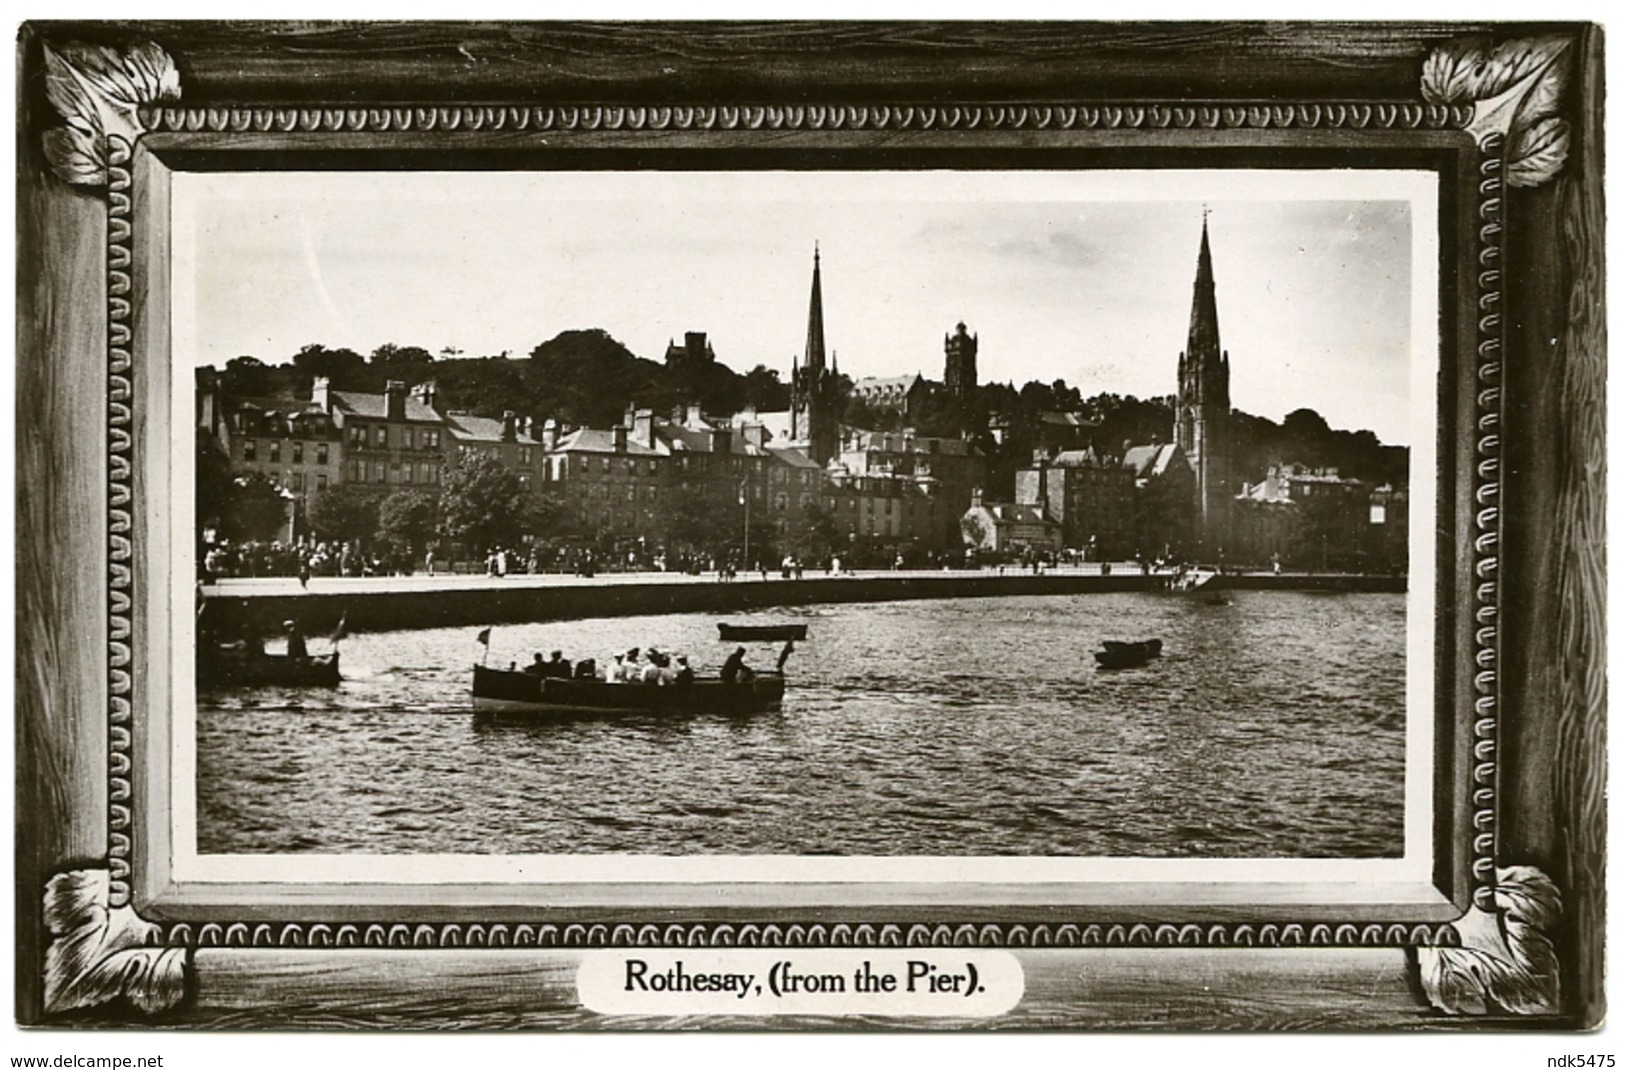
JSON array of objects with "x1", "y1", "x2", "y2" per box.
[
  {"x1": 12, "y1": 20, "x2": 1604, "y2": 1042},
  {"x1": 180, "y1": 169, "x2": 1432, "y2": 873}
]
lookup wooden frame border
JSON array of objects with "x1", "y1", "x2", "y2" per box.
[{"x1": 14, "y1": 22, "x2": 1604, "y2": 1029}]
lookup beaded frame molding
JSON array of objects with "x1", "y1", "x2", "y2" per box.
[{"x1": 22, "y1": 27, "x2": 1592, "y2": 1027}]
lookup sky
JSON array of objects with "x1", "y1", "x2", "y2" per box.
[{"x1": 175, "y1": 169, "x2": 1432, "y2": 445}]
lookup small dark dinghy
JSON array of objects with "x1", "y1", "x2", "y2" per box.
[
  {"x1": 1093, "y1": 638, "x2": 1163, "y2": 670},
  {"x1": 717, "y1": 622, "x2": 808, "y2": 642},
  {"x1": 200, "y1": 648, "x2": 341, "y2": 687}
]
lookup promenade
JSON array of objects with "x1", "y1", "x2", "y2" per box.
[{"x1": 201, "y1": 564, "x2": 1404, "y2": 635}]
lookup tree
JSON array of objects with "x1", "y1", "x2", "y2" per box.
[
  {"x1": 438, "y1": 452, "x2": 529, "y2": 551},
  {"x1": 650, "y1": 486, "x2": 730, "y2": 555},
  {"x1": 788, "y1": 503, "x2": 841, "y2": 561},
  {"x1": 741, "y1": 364, "x2": 791, "y2": 411},
  {"x1": 307, "y1": 485, "x2": 380, "y2": 545},
  {"x1": 291, "y1": 343, "x2": 366, "y2": 386},
  {"x1": 369, "y1": 343, "x2": 435, "y2": 367},
  {"x1": 222, "y1": 355, "x2": 272, "y2": 397},
  {"x1": 519, "y1": 490, "x2": 574, "y2": 550},
  {"x1": 195, "y1": 431, "x2": 237, "y2": 536},
  {"x1": 220, "y1": 472, "x2": 290, "y2": 543},
  {"x1": 375, "y1": 490, "x2": 440, "y2": 560}
]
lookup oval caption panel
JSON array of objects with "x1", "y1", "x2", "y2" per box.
[{"x1": 578, "y1": 949, "x2": 1024, "y2": 1018}]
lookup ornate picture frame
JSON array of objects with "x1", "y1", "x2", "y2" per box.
[{"x1": 14, "y1": 21, "x2": 1604, "y2": 1029}]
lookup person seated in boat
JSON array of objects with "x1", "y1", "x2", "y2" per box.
[
  {"x1": 574, "y1": 657, "x2": 597, "y2": 680},
  {"x1": 621, "y1": 648, "x2": 642, "y2": 682},
  {"x1": 673, "y1": 655, "x2": 694, "y2": 687},
  {"x1": 545, "y1": 650, "x2": 571, "y2": 678},
  {"x1": 720, "y1": 646, "x2": 755, "y2": 684},
  {"x1": 640, "y1": 651, "x2": 664, "y2": 686},
  {"x1": 523, "y1": 652, "x2": 547, "y2": 676},
  {"x1": 605, "y1": 653, "x2": 625, "y2": 682},
  {"x1": 284, "y1": 620, "x2": 307, "y2": 660}
]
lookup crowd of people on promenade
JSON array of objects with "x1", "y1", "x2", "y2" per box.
[{"x1": 203, "y1": 535, "x2": 1312, "y2": 587}]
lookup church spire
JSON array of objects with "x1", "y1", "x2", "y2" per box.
[
  {"x1": 804, "y1": 244, "x2": 826, "y2": 373},
  {"x1": 1186, "y1": 213, "x2": 1221, "y2": 361}
]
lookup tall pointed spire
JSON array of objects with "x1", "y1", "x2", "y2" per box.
[
  {"x1": 1186, "y1": 213, "x2": 1220, "y2": 360},
  {"x1": 804, "y1": 243, "x2": 826, "y2": 373}
]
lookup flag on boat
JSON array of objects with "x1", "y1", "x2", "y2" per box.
[
  {"x1": 330, "y1": 612, "x2": 349, "y2": 644},
  {"x1": 476, "y1": 627, "x2": 492, "y2": 646}
]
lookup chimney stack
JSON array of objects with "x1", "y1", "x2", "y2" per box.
[
  {"x1": 613, "y1": 425, "x2": 628, "y2": 452},
  {"x1": 311, "y1": 376, "x2": 331, "y2": 412},
  {"x1": 633, "y1": 409, "x2": 655, "y2": 449},
  {"x1": 502, "y1": 411, "x2": 517, "y2": 442},
  {"x1": 542, "y1": 418, "x2": 559, "y2": 450},
  {"x1": 385, "y1": 380, "x2": 406, "y2": 422}
]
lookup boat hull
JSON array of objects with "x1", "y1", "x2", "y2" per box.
[
  {"x1": 200, "y1": 650, "x2": 341, "y2": 687},
  {"x1": 1093, "y1": 639, "x2": 1163, "y2": 670},
  {"x1": 717, "y1": 623, "x2": 808, "y2": 641},
  {"x1": 472, "y1": 665, "x2": 786, "y2": 720}
]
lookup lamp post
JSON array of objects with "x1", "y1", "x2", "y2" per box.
[{"x1": 739, "y1": 477, "x2": 751, "y2": 571}]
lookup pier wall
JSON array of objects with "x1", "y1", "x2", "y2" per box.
[{"x1": 203, "y1": 572, "x2": 1406, "y2": 636}]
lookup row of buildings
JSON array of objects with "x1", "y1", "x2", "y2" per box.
[{"x1": 199, "y1": 224, "x2": 1408, "y2": 571}]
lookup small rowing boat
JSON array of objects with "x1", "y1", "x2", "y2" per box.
[
  {"x1": 1093, "y1": 638, "x2": 1163, "y2": 670},
  {"x1": 717, "y1": 622, "x2": 808, "y2": 642},
  {"x1": 200, "y1": 648, "x2": 341, "y2": 687}
]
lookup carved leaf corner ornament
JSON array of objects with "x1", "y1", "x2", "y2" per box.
[
  {"x1": 1418, "y1": 866, "x2": 1561, "y2": 1016},
  {"x1": 40, "y1": 40, "x2": 180, "y2": 187},
  {"x1": 44, "y1": 870, "x2": 188, "y2": 1016},
  {"x1": 1422, "y1": 34, "x2": 1573, "y2": 187}
]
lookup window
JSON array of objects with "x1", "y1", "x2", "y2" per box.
[
  {"x1": 601, "y1": 457, "x2": 610, "y2": 473},
  {"x1": 352, "y1": 461, "x2": 364, "y2": 482},
  {"x1": 646, "y1": 486, "x2": 657, "y2": 502},
  {"x1": 317, "y1": 474, "x2": 328, "y2": 491},
  {"x1": 292, "y1": 442, "x2": 304, "y2": 465},
  {"x1": 317, "y1": 443, "x2": 329, "y2": 465},
  {"x1": 428, "y1": 429, "x2": 440, "y2": 448},
  {"x1": 374, "y1": 462, "x2": 385, "y2": 482},
  {"x1": 626, "y1": 487, "x2": 635, "y2": 502},
  {"x1": 520, "y1": 446, "x2": 533, "y2": 465},
  {"x1": 375, "y1": 426, "x2": 388, "y2": 447},
  {"x1": 647, "y1": 460, "x2": 657, "y2": 475},
  {"x1": 290, "y1": 472, "x2": 304, "y2": 491},
  {"x1": 775, "y1": 495, "x2": 787, "y2": 512},
  {"x1": 242, "y1": 440, "x2": 256, "y2": 462},
  {"x1": 268, "y1": 441, "x2": 281, "y2": 464},
  {"x1": 403, "y1": 464, "x2": 414, "y2": 484}
]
